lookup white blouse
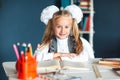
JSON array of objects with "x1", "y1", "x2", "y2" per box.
[{"x1": 35, "y1": 37, "x2": 95, "y2": 62}]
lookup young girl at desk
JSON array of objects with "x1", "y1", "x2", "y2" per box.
[{"x1": 35, "y1": 5, "x2": 94, "y2": 62}]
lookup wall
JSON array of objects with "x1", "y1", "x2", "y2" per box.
[
  {"x1": 94, "y1": 0, "x2": 120, "y2": 57},
  {"x1": 1, "y1": 0, "x2": 120, "y2": 79},
  {"x1": 0, "y1": 0, "x2": 60, "y2": 80}
]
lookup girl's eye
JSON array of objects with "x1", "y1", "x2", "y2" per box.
[
  {"x1": 66, "y1": 26, "x2": 68, "y2": 28},
  {"x1": 57, "y1": 26, "x2": 61, "y2": 28},
  {"x1": 65, "y1": 26, "x2": 69, "y2": 28}
]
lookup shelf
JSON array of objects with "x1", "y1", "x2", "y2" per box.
[
  {"x1": 80, "y1": 31, "x2": 91, "y2": 34},
  {"x1": 80, "y1": 31, "x2": 95, "y2": 34},
  {"x1": 82, "y1": 10, "x2": 95, "y2": 14},
  {"x1": 70, "y1": 0, "x2": 94, "y2": 48},
  {"x1": 82, "y1": 11, "x2": 91, "y2": 14}
]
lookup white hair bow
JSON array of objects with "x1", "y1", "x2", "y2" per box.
[{"x1": 40, "y1": 5, "x2": 83, "y2": 25}]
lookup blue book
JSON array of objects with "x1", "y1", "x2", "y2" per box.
[{"x1": 82, "y1": 16, "x2": 88, "y2": 31}]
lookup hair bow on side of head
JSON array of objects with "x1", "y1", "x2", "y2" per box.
[
  {"x1": 40, "y1": 5, "x2": 59, "y2": 25},
  {"x1": 40, "y1": 5, "x2": 83, "y2": 25},
  {"x1": 65, "y1": 5, "x2": 83, "y2": 23}
]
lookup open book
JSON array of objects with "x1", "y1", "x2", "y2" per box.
[{"x1": 37, "y1": 60, "x2": 90, "y2": 73}]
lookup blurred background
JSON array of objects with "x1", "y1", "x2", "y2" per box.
[{"x1": 0, "y1": 0, "x2": 120, "y2": 79}]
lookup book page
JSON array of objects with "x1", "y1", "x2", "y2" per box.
[
  {"x1": 37, "y1": 60, "x2": 61, "y2": 69},
  {"x1": 61, "y1": 60, "x2": 89, "y2": 70},
  {"x1": 37, "y1": 60, "x2": 61, "y2": 73}
]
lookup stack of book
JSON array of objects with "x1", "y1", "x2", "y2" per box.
[
  {"x1": 80, "y1": 0, "x2": 91, "y2": 11},
  {"x1": 79, "y1": 15, "x2": 90, "y2": 32},
  {"x1": 98, "y1": 58, "x2": 120, "y2": 68}
]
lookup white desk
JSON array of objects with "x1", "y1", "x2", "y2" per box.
[{"x1": 2, "y1": 59, "x2": 120, "y2": 80}]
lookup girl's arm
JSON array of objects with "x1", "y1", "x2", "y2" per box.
[
  {"x1": 35, "y1": 46, "x2": 54, "y2": 61},
  {"x1": 60, "y1": 37, "x2": 94, "y2": 62},
  {"x1": 80, "y1": 37, "x2": 95, "y2": 59},
  {"x1": 35, "y1": 45, "x2": 77, "y2": 61}
]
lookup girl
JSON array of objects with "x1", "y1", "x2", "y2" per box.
[{"x1": 35, "y1": 5, "x2": 94, "y2": 62}]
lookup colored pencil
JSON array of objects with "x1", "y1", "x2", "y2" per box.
[{"x1": 13, "y1": 44, "x2": 20, "y2": 60}]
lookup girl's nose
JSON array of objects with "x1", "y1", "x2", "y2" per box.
[{"x1": 60, "y1": 27, "x2": 64, "y2": 33}]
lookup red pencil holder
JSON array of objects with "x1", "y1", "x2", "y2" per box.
[{"x1": 16, "y1": 55, "x2": 37, "y2": 80}]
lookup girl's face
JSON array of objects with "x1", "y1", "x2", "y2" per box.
[{"x1": 53, "y1": 16, "x2": 72, "y2": 39}]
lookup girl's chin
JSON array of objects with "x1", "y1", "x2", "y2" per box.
[{"x1": 57, "y1": 36, "x2": 67, "y2": 39}]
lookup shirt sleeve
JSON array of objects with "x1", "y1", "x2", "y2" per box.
[
  {"x1": 80, "y1": 37, "x2": 95, "y2": 59},
  {"x1": 35, "y1": 46, "x2": 54, "y2": 61},
  {"x1": 61, "y1": 37, "x2": 95, "y2": 62}
]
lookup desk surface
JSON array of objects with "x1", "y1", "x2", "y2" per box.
[{"x1": 2, "y1": 59, "x2": 120, "y2": 80}]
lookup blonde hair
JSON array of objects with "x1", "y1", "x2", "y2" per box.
[{"x1": 40, "y1": 10, "x2": 83, "y2": 55}]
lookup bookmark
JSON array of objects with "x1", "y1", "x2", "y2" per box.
[{"x1": 92, "y1": 64, "x2": 102, "y2": 79}]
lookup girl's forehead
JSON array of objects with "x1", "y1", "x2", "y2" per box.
[
  {"x1": 53, "y1": 16, "x2": 72, "y2": 26},
  {"x1": 54, "y1": 15, "x2": 72, "y2": 21},
  {"x1": 54, "y1": 16, "x2": 72, "y2": 23}
]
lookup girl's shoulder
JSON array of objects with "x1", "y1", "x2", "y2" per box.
[
  {"x1": 80, "y1": 37, "x2": 88, "y2": 43},
  {"x1": 80, "y1": 37, "x2": 91, "y2": 46}
]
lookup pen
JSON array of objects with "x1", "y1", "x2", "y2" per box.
[
  {"x1": 28, "y1": 43, "x2": 33, "y2": 56},
  {"x1": 13, "y1": 44, "x2": 20, "y2": 60},
  {"x1": 17, "y1": 42, "x2": 21, "y2": 59},
  {"x1": 21, "y1": 43, "x2": 27, "y2": 55},
  {"x1": 112, "y1": 68, "x2": 120, "y2": 77}
]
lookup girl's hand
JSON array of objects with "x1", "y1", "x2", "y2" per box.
[
  {"x1": 53, "y1": 53, "x2": 77, "y2": 59},
  {"x1": 61, "y1": 53, "x2": 77, "y2": 58},
  {"x1": 53, "y1": 57, "x2": 61, "y2": 61}
]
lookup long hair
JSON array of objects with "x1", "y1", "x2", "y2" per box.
[
  {"x1": 40, "y1": 10, "x2": 83, "y2": 55},
  {"x1": 72, "y1": 19, "x2": 83, "y2": 55}
]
